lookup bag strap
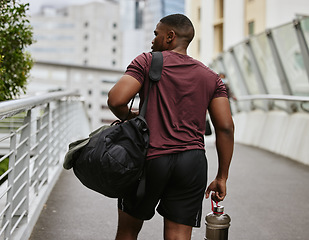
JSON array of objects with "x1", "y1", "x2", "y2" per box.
[
  {"x1": 139, "y1": 51, "x2": 163, "y2": 117},
  {"x1": 115, "y1": 52, "x2": 162, "y2": 124}
]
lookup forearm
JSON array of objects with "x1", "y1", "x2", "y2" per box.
[
  {"x1": 108, "y1": 104, "x2": 129, "y2": 121},
  {"x1": 107, "y1": 74, "x2": 142, "y2": 121},
  {"x1": 206, "y1": 97, "x2": 234, "y2": 201},
  {"x1": 108, "y1": 102, "x2": 139, "y2": 121}
]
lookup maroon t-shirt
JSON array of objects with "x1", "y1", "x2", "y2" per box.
[{"x1": 125, "y1": 51, "x2": 227, "y2": 159}]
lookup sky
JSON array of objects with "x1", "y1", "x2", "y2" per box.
[{"x1": 22, "y1": 0, "x2": 102, "y2": 14}]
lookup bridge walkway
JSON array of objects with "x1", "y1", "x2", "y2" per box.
[{"x1": 29, "y1": 142, "x2": 309, "y2": 240}]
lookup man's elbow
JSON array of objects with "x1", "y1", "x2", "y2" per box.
[
  {"x1": 107, "y1": 97, "x2": 116, "y2": 110},
  {"x1": 107, "y1": 97, "x2": 124, "y2": 111},
  {"x1": 216, "y1": 121, "x2": 234, "y2": 137}
]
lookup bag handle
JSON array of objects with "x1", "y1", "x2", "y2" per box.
[{"x1": 139, "y1": 51, "x2": 163, "y2": 117}]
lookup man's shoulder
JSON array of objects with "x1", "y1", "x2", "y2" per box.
[
  {"x1": 187, "y1": 57, "x2": 219, "y2": 79},
  {"x1": 131, "y1": 52, "x2": 153, "y2": 67}
]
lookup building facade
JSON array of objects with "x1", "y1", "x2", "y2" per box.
[
  {"x1": 143, "y1": 0, "x2": 185, "y2": 50},
  {"x1": 29, "y1": 1, "x2": 122, "y2": 69},
  {"x1": 186, "y1": 0, "x2": 309, "y2": 65}
]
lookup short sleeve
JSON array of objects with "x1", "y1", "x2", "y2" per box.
[
  {"x1": 213, "y1": 75, "x2": 228, "y2": 98},
  {"x1": 125, "y1": 52, "x2": 151, "y2": 85}
]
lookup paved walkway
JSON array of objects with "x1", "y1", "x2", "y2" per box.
[{"x1": 29, "y1": 143, "x2": 309, "y2": 240}]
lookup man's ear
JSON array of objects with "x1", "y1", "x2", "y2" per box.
[{"x1": 166, "y1": 30, "x2": 176, "y2": 43}]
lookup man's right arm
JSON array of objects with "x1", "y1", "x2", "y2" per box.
[{"x1": 205, "y1": 97, "x2": 234, "y2": 202}]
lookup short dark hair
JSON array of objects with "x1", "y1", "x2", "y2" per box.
[{"x1": 160, "y1": 14, "x2": 195, "y2": 44}]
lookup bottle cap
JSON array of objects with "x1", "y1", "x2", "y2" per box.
[{"x1": 213, "y1": 205, "x2": 224, "y2": 214}]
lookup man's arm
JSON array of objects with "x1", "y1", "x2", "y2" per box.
[
  {"x1": 206, "y1": 97, "x2": 234, "y2": 202},
  {"x1": 108, "y1": 75, "x2": 142, "y2": 120}
]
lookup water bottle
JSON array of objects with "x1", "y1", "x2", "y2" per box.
[{"x1": 205, "y1": 202, "x2": 231, "y2": 240}]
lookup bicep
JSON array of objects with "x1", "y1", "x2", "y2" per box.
[
  {"x1": 208, "y1": 97, "x2": 233, "y2": 130},
  {"x1": 108, "y1": 74, "x2": 142, "y2": 107}
]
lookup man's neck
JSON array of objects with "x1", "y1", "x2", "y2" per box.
[{"x1": 171, "y1": 48, "x2": 187, "y2": 55}]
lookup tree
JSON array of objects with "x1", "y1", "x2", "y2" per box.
[{"x1": 0, "y1": 0, "x2": 34, "y2": 101}]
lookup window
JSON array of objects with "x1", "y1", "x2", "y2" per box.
[
  {"x1": 112, "y1": 47, "x2": 116, "y2": 53},
  {"x1": 113, "y1": 35, "x2": 117, "y2": 41},
  {"x1": 213, "y1": 0, "x2": 224, "y2": 56},
  {"x1": 113, "y1": 22, "x2": 117, "y2": 28},
  {"x1": 112, "y1": 60, "x2": 116, "y2": 66},
  {"x1": 214, "y1": 0, "x2": 224, "y2": 20},
  {"x1": 84, "y1": 59, "x2": 88, "y2": 65},
  {"x1": 84, "y1": 21, "x2": 89, "y2": 27},
  {"x1": 84, "y1": 34, "x2": 88, "y2": 40},
  {"x1": 101, "y1": 105, "x2": 109, "y2": 109},
  {"x1": 88, "y1": 90, "x2": 92, "y2": 95},
  {"x1": 248, "y1": 21, "x2": 255, "y2": 35},
  {"x1": 84, "y1": 46, "x2": 88, "y2": 52}
]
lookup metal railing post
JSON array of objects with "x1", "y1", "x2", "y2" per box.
[
  {"x1": 245, "y1": 39, "x2": 270, "y2": 110},
  {"x1": 266, "y1": 29, "x2": 293, "y2": 95},
  {"x1": 229, "y1": 48, "x2": 250, "y2": 95},
  {"x1": 0, "y1": 90, "x2": 85, "y2": 240},
  {"x1": 34, "y1": 104, "x2": 50, "y2": 193},
  {"x1": 245, "y1": 39, "x2": 268, "y2": 94},
  {"x1": 10, "y1": 110, "x2": 31, "y2": 234},
  {"x1": 266, "y1": 29, "x2": 297, "y2": 112},
  {"x1": 3, "y1": 132, "x2": 17, "y2": 239}
]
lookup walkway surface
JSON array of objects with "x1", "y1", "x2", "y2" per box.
[{"x1": 29, "y1": 142, "x2": 309, "y2": 240}]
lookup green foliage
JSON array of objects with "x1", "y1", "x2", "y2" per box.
[
  {"x1": 0, "y1": 158, "x2": 9, "y2": 185},
  {"x1": 0, "y1": 0, "x2": 34, "y2": 101}
]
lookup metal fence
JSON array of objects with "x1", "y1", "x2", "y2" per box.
[{"x1": 0, "y1": 91, "x2": 89, "y2": 240}]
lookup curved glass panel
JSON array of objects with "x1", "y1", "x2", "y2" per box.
[
  {"x1": 222, "y1": 52, "x2": 244, "y2": 97},
  {"x1": 272, "y1": 23, "x2": 309, "y2": 96},
  {"x1": 300, "y1": 17, "x2": 309, "y2": 97},
  {"x1": 301, "y1": 17, "x2": 309, "y2": 57},
  {"x1": 222, "y1": 51, "x2": 252, "y2": 111},
  {"x1": 233, "y1": 43, "x2": 260, "y2": 95},
  {"x1": 251, "y1": 33, "x2": 283, "y2": 95}
]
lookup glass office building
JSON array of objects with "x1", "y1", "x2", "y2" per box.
[
  {"x1": 143, "y1": 0, "x2": 185, "y2": 50},
  {"x1": 161, "y1": 0, "x2": 185, "y2": 16}
]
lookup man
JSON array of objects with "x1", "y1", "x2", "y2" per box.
[{"x1": 108, "y1": 14, "x2": 234, "y2": 240}]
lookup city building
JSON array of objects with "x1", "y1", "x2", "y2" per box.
[
  {"x1": 143, "y1": 0, "x2": 185, "y2": 50},
  {"x1": 26, "y1": 0, "x2": 146, "y2": 129},
  {"x1": 119, "y1": 0, "x2": 146, "y2": 68},
  {"x1": 29, "y1": 1, "x2": 123, "y2": 69},
  {"x1": 186, "y1": 0, "x2": 309, "y2": 64}
]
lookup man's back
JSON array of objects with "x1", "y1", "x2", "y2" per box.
[{"x1": 126, "y1": 51, "x2": 227, "y2": 159}]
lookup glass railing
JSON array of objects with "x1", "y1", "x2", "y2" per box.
[
  {"x1": 251, "y1": 33, "x2": 283, "y2": 95},
  {"x1": 211, "y1": 17, "x2": 309, "y2": 113},
  {"x1": 272, "y1": 22, "x2": 309, "y2": 96}
]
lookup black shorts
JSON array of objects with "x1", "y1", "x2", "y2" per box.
[{"x1": 118, "y1": 149, "x2": 207, "y2": 227}]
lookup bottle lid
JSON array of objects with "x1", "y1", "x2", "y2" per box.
[{"x1": 213, "y1": 205, "x2": 224, "y2": 214}]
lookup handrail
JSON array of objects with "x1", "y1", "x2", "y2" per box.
[
  {"x1": 35, "y1": 60, "x2": 124, "y2": 74},
  {"x1": 0, "y1": 90, "x2": 80, "y2": 120},
  {"x1": 237, "y1": 94, "x2": 309, "y2": 102},
  {"x1": 0, "y1": 90, "x2": 89, "y2": 240},
  {"x1": 236, "y1": 94, "x2": 309, "y2": 112}
]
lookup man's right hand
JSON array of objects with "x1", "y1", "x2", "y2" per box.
[{"x1": 205, "y1": 177, "x2": 227, "y2": 202}]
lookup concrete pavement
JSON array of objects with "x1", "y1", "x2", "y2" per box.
[{"x1": 29, "y1": 142, "x2": 309, "y2": 240}]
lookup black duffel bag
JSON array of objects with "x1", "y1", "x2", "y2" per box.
[{"x1": 63, "y1": 52, "x2": 163, "y2": 198}]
